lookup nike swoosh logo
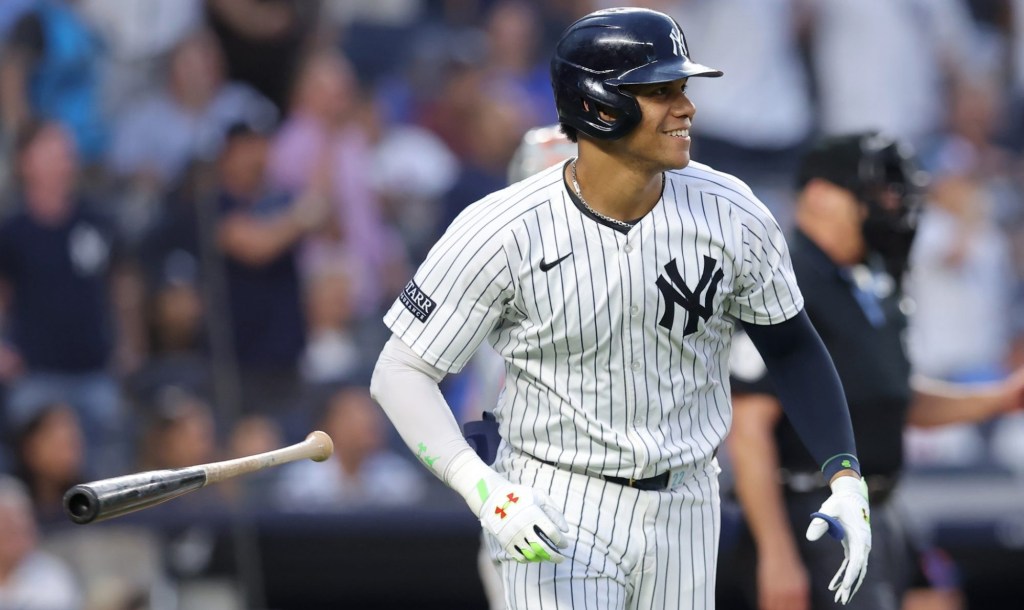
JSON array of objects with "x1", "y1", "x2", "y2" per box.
[{"x1": 539, "y1": 253, "x2": 573, "y2": 272}]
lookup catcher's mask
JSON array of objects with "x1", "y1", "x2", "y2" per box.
[{"x1": 797, "y1": 132, "x2": 928, "y2": 280}]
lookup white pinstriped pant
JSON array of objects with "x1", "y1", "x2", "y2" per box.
[{"x1": 486, "y1": 447, "x2": 721, "y2": 609}]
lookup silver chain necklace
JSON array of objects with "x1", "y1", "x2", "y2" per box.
[{"x1": 570, "y1": 159, "x2": 636, "y2": 230}]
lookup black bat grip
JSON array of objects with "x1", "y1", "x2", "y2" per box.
[{"x1": 63, "y1": 467, "x2": 208, "y2": 525}]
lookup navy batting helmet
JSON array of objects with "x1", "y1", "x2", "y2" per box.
[{"x1": 550, "y1": 7, "x2": 722, "y2": 141}]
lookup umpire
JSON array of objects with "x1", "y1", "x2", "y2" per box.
[{"x1": 722, "y1": 132, "x2": 1024, "y2": 610}]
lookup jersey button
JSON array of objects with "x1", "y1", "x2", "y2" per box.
[
  {"x1": 631, "y1": 361, "x2": 641, "y2": 371},
  {"x1": 624, "y1": 244, "x2": 633, "y2": 253},
  {"x1": 630, "y1": 305, "x2": 639, "y2": 316}
]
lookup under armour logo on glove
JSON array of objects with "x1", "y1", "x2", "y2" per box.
[
  {"x1": 495, "y1": 492, "x2": 519, "y2": 519},
  {"x1": 478, "y1": 480, "x2": 570, "y2": 564}
]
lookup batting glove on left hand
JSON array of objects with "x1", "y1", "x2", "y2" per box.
[
  {"x1": 478, "y1": 479, "x2": 570, "y2": 564},
  {"x1": 806, "y1": 476, "x2": 871, "y2": 605}
]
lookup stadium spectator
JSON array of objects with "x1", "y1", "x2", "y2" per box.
[
  {"x1": 222, "y1": 412, "x2": 284, "y2": 505},
  {"x1": 107, "y1": 27, "x2": 277, "y2": 237},
  {"x1": 326, "y1": 0, "x2": 424, "y2": 86},
  {"x1": 0, "y1": 121, "x2": 139, "y2": 478},
  {"x1": 808, "y1": 0, "x2": 980, "y2": 153},
  {"x1": 267, "y1": 49, "x2": 407, "y2": 320},
  {"x1": 214, "y1": 122, "x2": 331, "y2": 417},
  {"x1": 481, "y1": 0, "x2": 557, "y2": 126},
  {"x1": 299, "y1": 266, "x2": 362, "y2": 385},
  {"x1": 11, "y1": 402, "x2": 85, "y2": 527},
  {"x1": 0, "y1": 0, "x2": 108, "y2": 164},
  {"x1": 681, "y1": 0, "x2": 814, "y2": 231},
  {"x1": 205, "y1": 0, "x2": 321, "y2": 113},
  {"x1": 439, "y1": 83, "x2": 533, "y2": 231},
  {"x1": 0, "y1": 475, "x2": 82, "y2": 609},
  {"x1": 137, "y1": 386, "x2": 217, "y2": 473},
  {"x1": 273, "y1": 385, "x2": 427, "y2": 510},
  {"x1": 907, "y1": 141, "x2": 1016, "y2": 385},
  {"x1": 78, "y1": 0, "x2": 203, "y2": 119},
  {"x1": 370, "y1": 119, "x2": 459, "y2": 263},
  {"x1": 903, "y1": 94, "x2": 1022, "y2": 467}
]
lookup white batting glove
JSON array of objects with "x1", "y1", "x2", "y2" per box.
[
  {"x1": 447, "y1": 450, "x2": 570, "y2": 564},
  {"x1": 477, "y1": 478, "x2": 570, "y2": 563},
  {"x1": 806, "y1": 476, "x2": 872, "y2": 605}
]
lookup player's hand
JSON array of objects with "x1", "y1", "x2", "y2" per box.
[
  {"x1": 806, "y1": 475, "x2": 871, "y2": 605},
  {"x1": 478, "y1": 480, "x2": 570, "y2": 564}
]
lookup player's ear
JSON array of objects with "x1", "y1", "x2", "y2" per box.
[{"x1": 582, "y1": 100, "x2": 619, "y2": 124}]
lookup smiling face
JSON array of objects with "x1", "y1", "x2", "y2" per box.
[{"x1": 605, "y1": 78, "x2": 695, "y2": 172}]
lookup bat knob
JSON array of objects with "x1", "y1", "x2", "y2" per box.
[
  {"x1": 63, "y1": 486, "x2": 101, "y2": 525},
  {"x1": 307, "y1": 430, "x2": 334, "y2": 462}
]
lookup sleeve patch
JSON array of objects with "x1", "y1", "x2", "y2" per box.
[{"x1": 399, "y1": 280, "x2": 437, "y2": 322}]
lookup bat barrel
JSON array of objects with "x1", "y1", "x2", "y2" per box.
[{"x1": 63, "y1": 467, "x2": 208, "y2": 525}]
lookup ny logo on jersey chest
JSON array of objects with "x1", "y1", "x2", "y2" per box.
[{"x1": 656, "y1": 256, "x2": 723, "y2": 336}]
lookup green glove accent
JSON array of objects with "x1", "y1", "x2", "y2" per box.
[
  {"x1": 476, "y1": 479, "x2": 490, "y2": 505},
  {"x1": 519, "y1": 541, "x2": 552, "y2": 562}
]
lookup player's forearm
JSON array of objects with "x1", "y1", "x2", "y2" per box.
[
  {"x1": 742, "y1": 312, "x2": 860, "y2": 480},
  {"x1": 370, "y1": 335, "x2": 503, "y2": 514}
]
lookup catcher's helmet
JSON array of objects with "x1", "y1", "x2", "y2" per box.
[
  {"x1": 797, "y1": 132, "x2": 929, "y2": 279},
  {"x1": 550, "y1": 7, "x2": 722, "y2": 141}
]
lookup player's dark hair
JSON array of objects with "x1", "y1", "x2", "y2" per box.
[{"x1": 559, "y1": 123, "x2": 579, "y2": 143}]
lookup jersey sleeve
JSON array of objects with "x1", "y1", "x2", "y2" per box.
[
  {"x1": 726, "y1": 200, "x2": 803, "y2": 325},
  {"x1": 383, "y1": 204, "x2": 515, "y2": 374}
]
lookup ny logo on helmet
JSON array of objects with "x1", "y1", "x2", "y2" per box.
[
  {"x1": 656, "y1": 256, "x2": 724, "y2": 336},
  {"x1": 669, "y1": 28, "x2": 687, "y2": 58}
]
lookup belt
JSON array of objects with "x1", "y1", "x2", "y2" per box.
[
  {"x1": 529, "y1": 454, "x2": 675, "y2": 491},
  {"x1": 605, "y1": 471, "x2": 670, "y2": 491},
  {"x1": 544, "y1": 458, "x2": 670, "y2": 490}
]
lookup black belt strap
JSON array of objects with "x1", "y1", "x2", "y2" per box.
[{"x1": 531, "y1": 454, "x2": 671, "y2": 491}]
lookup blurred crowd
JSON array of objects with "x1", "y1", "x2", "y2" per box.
[{"x1": 0, "y1": 0, "x2": 1022, "y2": 608}]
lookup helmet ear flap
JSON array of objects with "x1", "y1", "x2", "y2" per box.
[
  {"x1": 582, "y1": 99, "x2": 620, "y2": 123},
  {"x1": 563, "y1": 85, "x2": 640, "y2": 140}
]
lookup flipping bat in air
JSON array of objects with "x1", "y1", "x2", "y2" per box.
[{"x1": 63, "y1": 431, "x2": 334, "y2": 525}]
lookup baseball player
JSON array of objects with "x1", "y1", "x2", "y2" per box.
[
  {"x1": 724, "y1": 133, "x2": 1024, "y2": 610},
  {"x1": 371, "y1": 7, "x2": 870, "y2": 608}
]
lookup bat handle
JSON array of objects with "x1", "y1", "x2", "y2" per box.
[{"x1": 203, "y1": 430, "x2": 334, "y2": 484}]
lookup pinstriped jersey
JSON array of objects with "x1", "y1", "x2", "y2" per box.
[{"x1": 384, "y1": 159, "x2": 803, "y2": 480}]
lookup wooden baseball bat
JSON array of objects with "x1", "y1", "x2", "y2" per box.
[{"x1": 63, "y1": 430, "x2": 333, "y2": 525}]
